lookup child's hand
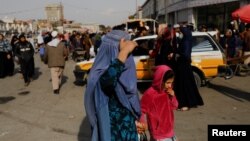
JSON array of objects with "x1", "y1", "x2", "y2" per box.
[
  {"x1": 135, "y1": 121, "x2": 147, "y2": 134},
  {"x1": 167, "y1": 88, "x2": 175, "y2": 96}
]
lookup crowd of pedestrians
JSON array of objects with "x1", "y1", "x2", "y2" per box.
[
  {"x1": 0, "y1": 29, "x2": 106, "y2": 88},
  {"x1": 0, "y1": 33, "x2": 35, "y2": 87},
  {"x1": 1, "y1": 19, "x2": 250, "y2": 141},
  {"x1": 84, "y1": 24, "x2": 199, "y2": 141},
  {"x1": 84, "y1": 20, "x2": 250, "y2": 141},
  {"x1": 199, "y1": 21, "x2": 250, "y2": 63}
]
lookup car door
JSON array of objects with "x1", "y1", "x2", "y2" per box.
[{"x1": 133, "y1": 37, "x2": 156, "y2": 81}]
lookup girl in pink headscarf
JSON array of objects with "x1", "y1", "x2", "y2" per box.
[{"x1": 137, "y1": 65, "x2": 178, "y2": 141}]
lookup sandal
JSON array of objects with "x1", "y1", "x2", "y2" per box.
[
  {"x1": 177, "y1": 107, "x2": 189, "y2": 111},
  {"x1": 181, "y1": 107, "x2": 189, "y2": 111}
]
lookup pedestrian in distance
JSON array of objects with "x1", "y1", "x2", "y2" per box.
[
  {"x1": 11, "y1": 35, "x2": 22, "y2": 74},
  {"x1": 0, "y1": 33, "x2": 14, "y2": 78},
  {"x1": 243, "y1": 24, "x2": 250, "y2": 66},
  {"x1": 10, "y1": 35, "x2": 19, "y2": 57},
  {"x1": 58, "y1": 33, "x2": 69, "y2": 61},
  {"x1": 174, "y1": 25, "x2": 204, "y2": 111},
  {"x1": 37, "y1": 34, "x2": 45, "y2": 62},
  {"x1": 44, "y1": 31, "x2": 68, "y2": 94},
  {"x1": 84, "y1": 30, "x2": 141, "y2": 141},
  {"x1": 154, "y1": 26, "x2": 175, "y2": 69},
  {"x1": 171, "y1": 24, "x2": 182, "y2": 71},
  {"x1": 82, "y1": 33, "x2": 92, "y2": 61},
  {"x1": 221, "y1": 29, "x2": 237, "y2": 58},
  {"x1": 15, "y1": 34, "x2": 35, "y2": 86},
  {"x1": 137, "y1": 65, "x2": 178, "y2": 141}
]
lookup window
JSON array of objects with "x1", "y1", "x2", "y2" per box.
[
  {"x1": 192, "y1": 35, "x2": 218, "y2": 52},
  {"x1": 132, "y1": 38, "x2": 156, "y2": 56}
]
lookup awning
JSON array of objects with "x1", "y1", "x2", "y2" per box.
[{"x1": 232, "y1": 4, "x2": 250, "y2": 23}]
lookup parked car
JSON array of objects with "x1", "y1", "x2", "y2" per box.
[{"x1": 73, "y1": 32, "x2": 233, "y2": 87}]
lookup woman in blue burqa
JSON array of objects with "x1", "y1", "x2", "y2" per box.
[{"x1": 84, "y1": 30, "x2": 141, "y2": 141}]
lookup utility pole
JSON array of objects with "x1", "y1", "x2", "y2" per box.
[{"x1": 135, "y1": 0, "x2": 138, "y2": 19}]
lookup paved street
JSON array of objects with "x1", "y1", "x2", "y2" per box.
[{"x1": 0, "y1": 54, "x2": 250, "y2": 141}]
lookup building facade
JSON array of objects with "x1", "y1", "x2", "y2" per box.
[
  {"x1": 142, "y1": 0, "x2": 156, "y2": 19},
  {"x1": 1, "y1": 17, "x2": 34, "y2": 34},
  {"x1": 0, "y1": 20, "x2": 6, "y2": 33},
  {"x1": 45, "y1": 3, "x2": 64, "y2": 27},
  {"x1": 81, "y1": 24, "x2": 100, "y2": 33},
  {"x1": 141, "y1": 0, "x2": 250, "y2": 31}
]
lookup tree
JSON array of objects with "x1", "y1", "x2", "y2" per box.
[{"x1": 99, "y1": 25, "x2": 106, "y2": 31}]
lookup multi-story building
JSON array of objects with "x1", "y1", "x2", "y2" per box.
[
  {"x1": 157, "y1": 0, "x2": 166, "y2": 23},
  {"x1": 141, "y1": 0, "x2": 250, "y2": 31},
  {"x1": 45, "y1": 3, "x2": 64, "y2": 27},
  {"x1": 142, "y1": 0, "x2": 157, "y2": 20}
]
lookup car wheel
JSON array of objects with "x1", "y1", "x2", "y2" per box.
[{"x1": 193, "y1": 71, "x2": 201, "y2": 87}]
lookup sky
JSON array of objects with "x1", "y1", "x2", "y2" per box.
[{"x1": 0, "y1": 0, "x2": 146, "y2": 26}]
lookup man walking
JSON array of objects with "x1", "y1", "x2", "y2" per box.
[
  {"x1": 15, "y1": 34, "x2": 35, "y2": 86},
  {"x1": 44, "y1": 31, "x2": 68, "y2": 94}
]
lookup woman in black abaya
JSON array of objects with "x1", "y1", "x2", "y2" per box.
[
  {"x1": 174, "y1": 26, "x2": 204, "y2": 111},
  {"x1": 0, "y1": 34, "x2": 14, "y2": 78}
]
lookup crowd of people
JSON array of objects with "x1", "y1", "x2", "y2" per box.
[
  {"x1": 220, "y1": 22, "x2": 250, "y2": 65},
  {"x1": 0, "y1": 29, "x2": 106, "y2": 93},
  {"x1": 0, "y1": 33, "x2": 34, "y2": 86},
  {"x1": 197, "y1": 21, "x2": 250, "y2": 63},
  {"x1": 84, "y1": 20, "x2": 250, "y2": 141},
  {"x1": 1, "y1": 19, "x2": 250, "y2": 141},
  {"x1": 84, "y1": 23, "x2": 204, "y2": 141}
]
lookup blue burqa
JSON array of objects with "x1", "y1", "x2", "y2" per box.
[{"x1": 84, "y1": 30, "x2": 141, "y2": 141}]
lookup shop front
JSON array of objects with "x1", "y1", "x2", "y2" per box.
[{"x1": 196, "y1": 1, "x2": 240, "y2": 32}]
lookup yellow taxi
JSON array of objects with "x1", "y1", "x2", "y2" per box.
[{"x1": 73, "y1": 32, "x2": 233, "y2": 87}]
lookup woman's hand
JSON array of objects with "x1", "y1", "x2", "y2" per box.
[
  {"x1": 118, "y1": 38, "x2": 138, "y2": 63},
  {"x1": 119, "y1": 38, "x2": 138, "y2": 54},
  {"x1": 168, "y1": 53, "x2": 174, "y2": 60},
  {"x1": 7, "y1": 54, "x2": 11, "y2": 59}
]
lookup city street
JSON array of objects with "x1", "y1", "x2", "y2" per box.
[{"x1": 0, "y1": 54, "x2": 250, "y2": 141}]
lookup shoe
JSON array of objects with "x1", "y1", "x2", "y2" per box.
[
  {"x1": 177, "y1": 107, "x2": 189, "y2": 111},
  {"x1": 181, "y1": 107, "x2": 189, "y2": 111},
  {"x1": 53, "y1": 89, "x2": 59, "y2": 94}
]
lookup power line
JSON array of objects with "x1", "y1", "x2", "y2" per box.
[
  {"x1": 63, "y1": 2, "x2": 98, "y2": 13},
  {"x1": 63, "y1": 2, "x2": 132, "y2": 15},
  {"x1": 0, "y1": 7, "x2": 44, "y2": 16}
]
